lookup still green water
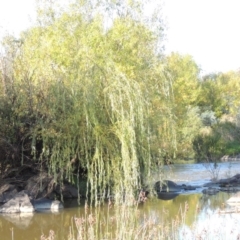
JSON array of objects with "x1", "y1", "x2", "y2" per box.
[{"x1": 1, "y1": 162, "x2": 240, "y2": 239}]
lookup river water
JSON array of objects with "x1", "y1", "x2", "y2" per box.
[{"x1": 1, "y1": 161, "x2": 240, "y2": 239}]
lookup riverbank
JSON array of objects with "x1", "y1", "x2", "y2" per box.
[
  {"x1": 221, "y1": 154, "x2": 240, "y2": 162},
  {"x1": 173, "y1": 154, "x2": 240, "y2": 164}
]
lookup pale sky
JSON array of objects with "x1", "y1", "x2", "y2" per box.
[
  {"x1": 0, "y1": 0, "x2": 240, "y2": 74},
  {"x1": 0, "y1": 0, "x2": 36, "y2": 38},
  {"x1": 164, "y1": 0, "x2": 240, "y2": 74}
]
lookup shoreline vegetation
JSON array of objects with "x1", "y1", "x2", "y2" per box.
[{"x1": 173, "y1": 155, "x2": 240, "y2": 164}]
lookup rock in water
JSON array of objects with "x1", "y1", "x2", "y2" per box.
[
  {"x1": 154, "y1": 180, "x2": 181, "y2": 192},
  {"x1": 202, "y1": 187, "x2": 219, "y2": 195},
  {"x1": 31, "y1": 198, "x2": 63, "y2": 212},
  {"x1": 0, "y1": 191, "x2": 34, "y2": 213}
]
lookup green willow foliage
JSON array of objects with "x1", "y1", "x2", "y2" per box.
[{"x1": 0, "y1": 0, "x2": 173, "y2": 203}]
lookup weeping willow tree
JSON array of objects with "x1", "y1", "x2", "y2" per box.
[{"x1": 0, "y1": 0, "x2": 176, "y2": 204}]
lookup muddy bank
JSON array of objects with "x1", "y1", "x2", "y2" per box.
[{"x1": 221, "y1": 155, "x2": 240, "y2": 162}]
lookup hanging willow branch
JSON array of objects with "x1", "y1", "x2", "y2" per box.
[{"x1": 0, "y1": 1, "x2": 176, "y2": 205}]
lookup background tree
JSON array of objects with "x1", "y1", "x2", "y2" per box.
[
  {"x1": 194, "y1": 70, "x2": 240, "y2": 161},
  {"x1": 162, "y1": 53, "x2": 201, "y2": 160}
]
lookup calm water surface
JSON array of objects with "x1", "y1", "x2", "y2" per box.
[{"x1": 1, "y1": 161, "x2": 240, "y2": 239}]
